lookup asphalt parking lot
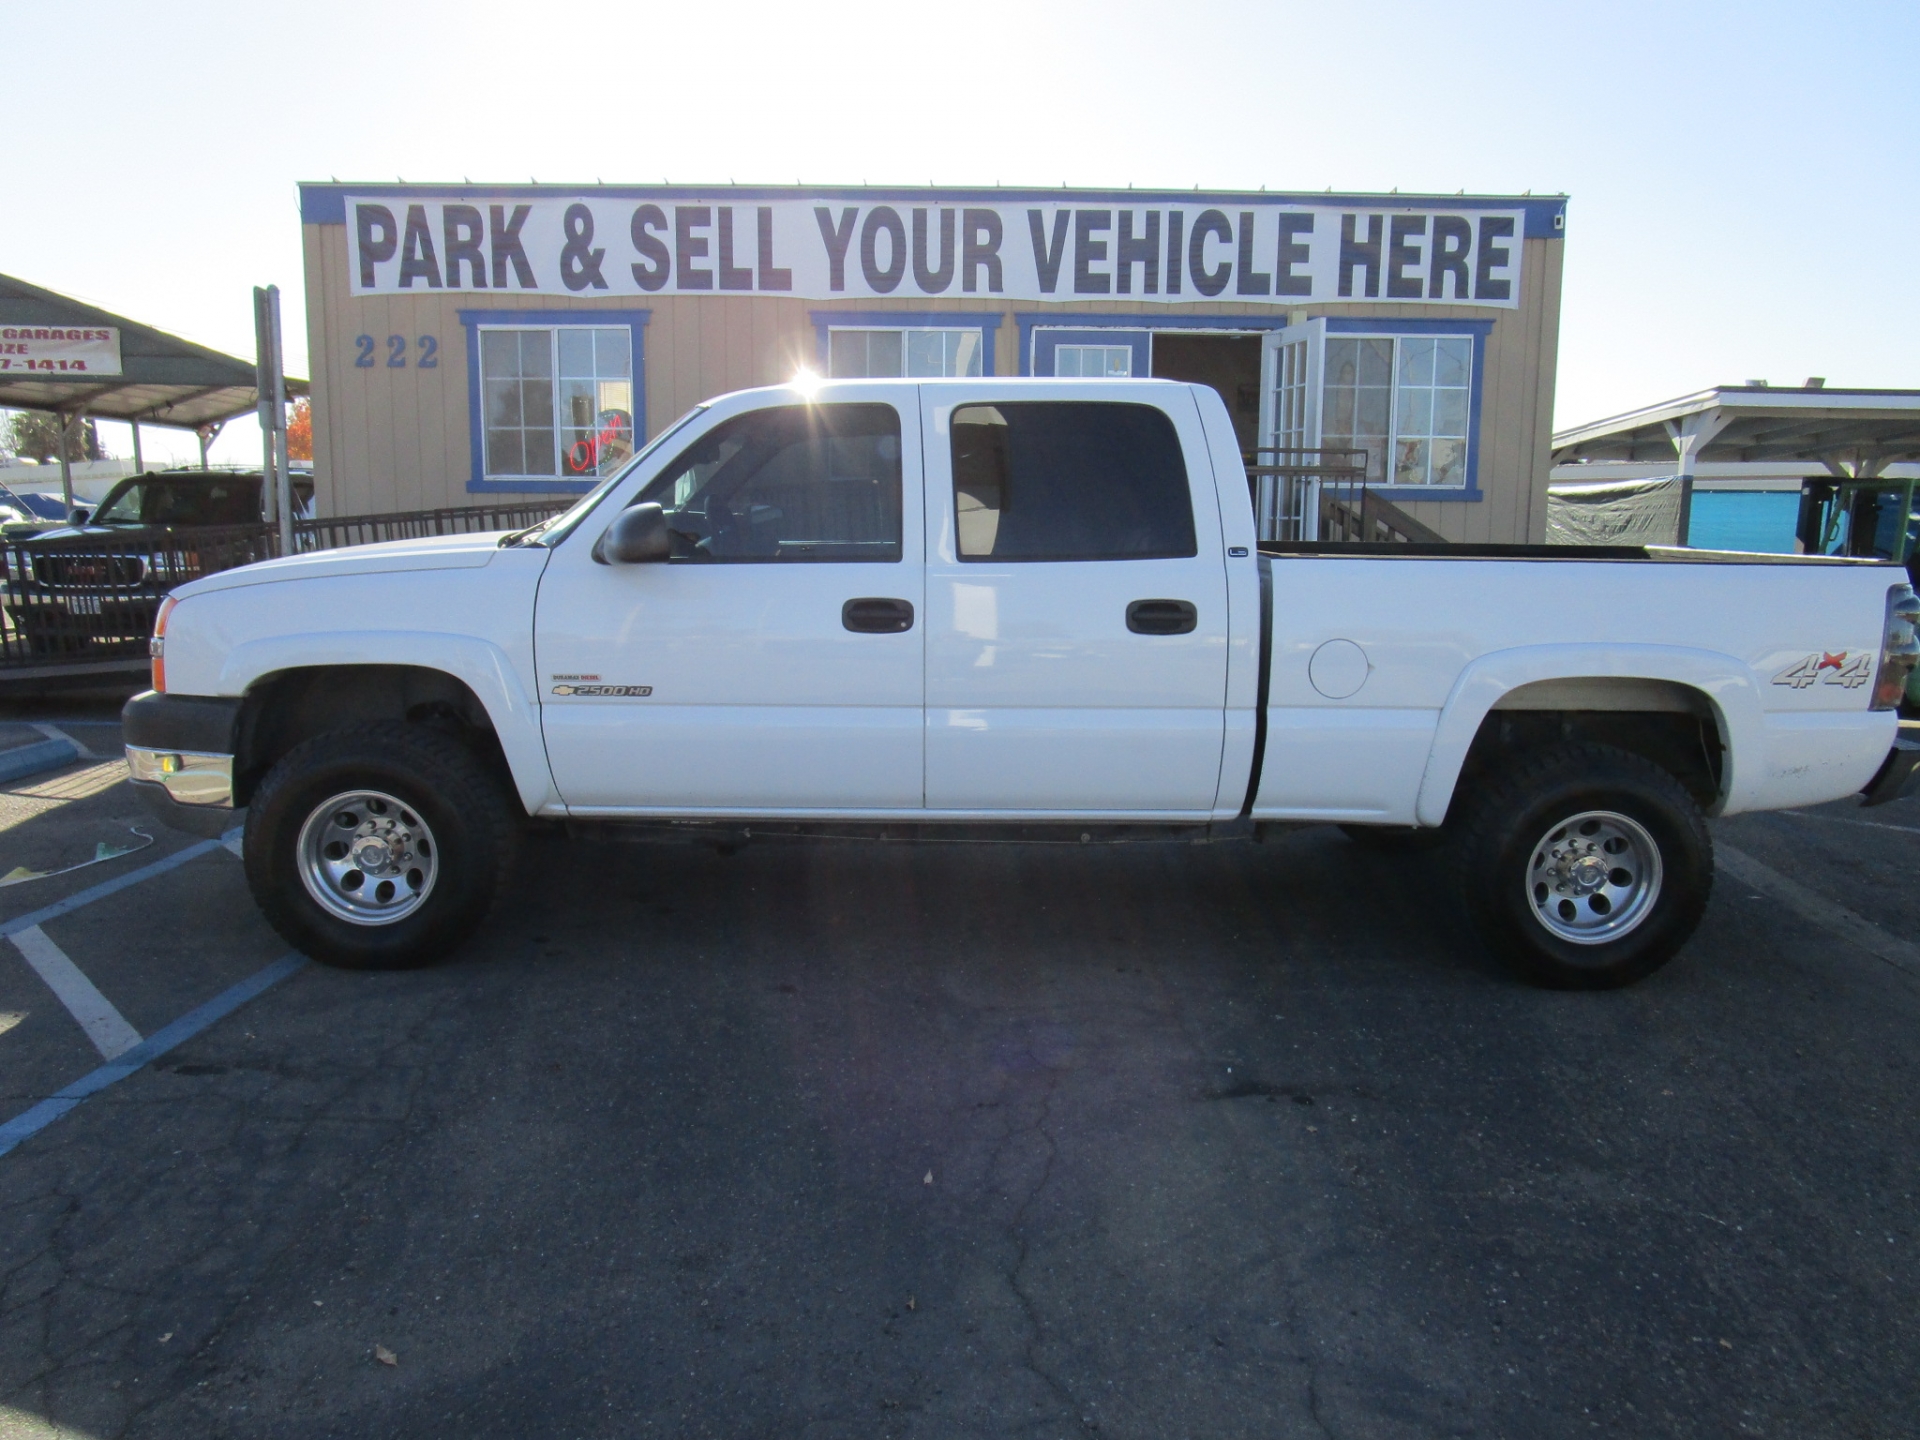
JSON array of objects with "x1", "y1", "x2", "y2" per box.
[{"x1": 2, "y1": 697, "x2": 1918, "y2": 1440}]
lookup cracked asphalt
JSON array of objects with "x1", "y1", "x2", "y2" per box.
[{"x1": 2, "y1": 696, "x2": 1918, "y2": 1439}]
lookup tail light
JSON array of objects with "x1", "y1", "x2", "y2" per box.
[
  {"x1": 150, "y1": 595, "x2": 175, "y2": 693},
  {"x1": 1870, "y1": 584, "x2": 1920, "y2": 711}
]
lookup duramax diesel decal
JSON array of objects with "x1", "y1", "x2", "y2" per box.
[
  {"x1": 1772, "y1": 651, "x2": 1873, "y2": 689},
  {"x1": 551, "y1": 684, "x2": 652, "y2": 697}
]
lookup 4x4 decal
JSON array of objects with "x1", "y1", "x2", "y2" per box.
[{"x1": 1772, "y1": 650, "x2": 1872, "y2": 690}]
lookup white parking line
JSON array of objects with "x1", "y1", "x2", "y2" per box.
[
  {"x1": 30, "y1": 721, "x2": 97, "y2": 760},
  {"x1": 9, "y1": 924, "x2": 144, "y2": 1059},
  {"x1": 1716, "y1": 842, "x2": 1920, "y2": 979}
]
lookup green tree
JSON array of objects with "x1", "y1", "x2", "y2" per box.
[{"x1": 1, "y1": 409, "x2": 106, "y2": 464}]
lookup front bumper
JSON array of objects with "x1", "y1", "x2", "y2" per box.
[
  {"x1": 1860, "y1": 732, "x2": 1920, "y2": 807},
  {"x1": 121, "y1": 690, "x2": 243, "y2": 837}
]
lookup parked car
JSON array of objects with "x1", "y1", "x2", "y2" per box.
[
  {"x1": 123, "y1": 380, "x2": 1920, "y2": 987},
  {"x1": 1, "y1": 468, "x2": 312, "y2": 655}
]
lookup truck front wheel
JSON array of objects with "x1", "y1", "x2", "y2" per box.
[
  {"x1": 1453, "y1": 742, "x2": 1712, "y2": 989},
  {"x1": 243, "y1": 723, "x2": 518, "y2": 970}
]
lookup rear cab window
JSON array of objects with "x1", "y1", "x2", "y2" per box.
[{"x1": 949, "y1": 402, "x2": 1197, "y2": 562}]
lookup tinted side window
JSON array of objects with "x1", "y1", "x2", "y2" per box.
[
  {"x1": 951, "y1": 402, "x2": 1196, "y2": 562},
  {"x1": 637, "y1": 404, "x2": 902, "y2": 562}
]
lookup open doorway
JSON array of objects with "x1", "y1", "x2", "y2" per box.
[{"x1": 1151, "y1": 333, "x2": 1262, "y2": 461}]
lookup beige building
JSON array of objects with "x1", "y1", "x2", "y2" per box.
[{"x1": 299, "y1": 183, "x2": 1566, "y2": 542}]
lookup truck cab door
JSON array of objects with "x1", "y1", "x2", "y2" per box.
[
  {"x1": 920, "y1": 383, "x2": 1230, "y2": 817},
  {"x1": 534, "y1": 390, "x2": 926, "y2": 813}
]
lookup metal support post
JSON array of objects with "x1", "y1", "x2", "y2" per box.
[
  {"x1": 268, "y1": 286, "x2": 293, "y2": 551},
  {"x1": 57, "y1": 413, "x2": 74, "y2": 514},
  {"x1": 253, "y1": 287, "x2": 279, "y2": 529},
  {"x1": 129, "y1": 419, "x2": 143, "y2": 475},
  {"x1": 1665, "y1": 410, "x2": 1732, "y2": 546}
]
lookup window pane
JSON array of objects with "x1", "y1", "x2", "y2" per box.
[
  {"x1": 1104, "y1": 348, "x2": 1131, "y2": 376},
  {"x1": 522, "y1": 378, "x2": 554, "y2": 428},
  {"x1": 954, "y1": 330, "x2": 983, "y2": 376},
  {"x1": 557, "y1": 329, "x2": 595, "y2": 377},
  {"x1": 1356, "y1": 339, "x2": 1393, "y2": 387},
  {"x1": 561, "y1": 429, "x2": 596, "y2": 479},
  {"x1": 636, "y1": 403, "x2": 903, "y2": 562},
  {"x1": 560, "y1": 378, "x2": 597, "y2": 429},
  {"x1": 828, "y1": 331, "x2": 867, "y2": 378},
  {"x1": 518, "y1": 331, "x2": 551, "y2": 377},
  {"x1": 951, "y1": 402, "x2": 1195, "y2": 562},
  {"x1": 906, "y1": 330, "x2": 946, "y2": 377},
  {"x1": 1397, "y1": 387, "x2": 1433, "y2": 437},
  {"x1": 486, "y1": 429, "x2": 524, "y2": 476},
  {"x1": 1433, "y1": 387, "x2": 1469, "y2": 436},
  {"x1": 1434, "y1": 337, "x2": 1472, "y2": 387},
  {"x1": 1355, "y1": 386, "x2": 1390, "y2": 435},
  {"x1": 481, "y1": 331, "x2": 519, "y2": 379},
  {"x1": 1324, "y1": 385, "x2": 1355, "y2": 435},
  {"x1": 594, "y1": 327, "x2": 632, "y2": 377},
  {"x1": 867, "y1": 330, "x2": 902, "y2": 376},
  {"x1": 1395, "y1": 439, "x2": 1430, "y2": 487},
  {"x1": 1325, "y1": 339, "x2": 1359, "y2": 387},
  {"x1": 1398, "y1": 336, "x2": 1435, "y2": 386},
  {"x1": 485, "y1": 378, "x2": 522, "y2": 428}
]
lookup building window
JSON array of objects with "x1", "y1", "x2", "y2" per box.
[
  {"x1": 1053, "y1": 345, "x2": 1133, "y2": 378},
  {"x1": 1323, "y1": 334, "x2": 1472, "y2": 488},
  {"x1": 828, "y1": 327, "x2": 984, "y2": 378},
  {"x1": 481, "y1": 326, "x2": 634, "y2": 481}
]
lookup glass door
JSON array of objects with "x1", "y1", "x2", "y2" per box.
[{"x1": 1257, "y1": 321, "x2": 1323, "y2": 541}]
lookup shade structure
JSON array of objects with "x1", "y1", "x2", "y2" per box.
[{"x1": 0, "y1": 272, "x2": 307, "y2": 431}]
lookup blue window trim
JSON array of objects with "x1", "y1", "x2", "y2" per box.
[
  {"x1": 457, "y1": 308, "x2": 650, "y2": 495},
  {"x1": 1015, "y1": 312, "x2": 1290, "y2": 376},
  {"x1": 809, "y1": 310, "x2": 1001, "y2": 376},
  {"x1": 1322, "y1": 316, "x2": 1494, "y2": 502}
]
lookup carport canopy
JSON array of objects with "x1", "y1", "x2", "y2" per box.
[
  {"x1": 1551, "y1": 383, "x2": 1920, "y2": 542},
  {"x1": 1553, "y1": 383, "x2": 1920, "y2": 479},
  {"x1": 0, "y1": 271, "x2": 307, "y2": 434}
]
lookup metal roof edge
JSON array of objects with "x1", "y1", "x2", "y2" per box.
[{"x1": 1555, "y1": 386, "x2": 1920, "y2": 448}]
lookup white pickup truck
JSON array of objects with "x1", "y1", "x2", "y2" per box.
[{"x1": 123, "y1": 378, "x2": 1920, "y2": 988}]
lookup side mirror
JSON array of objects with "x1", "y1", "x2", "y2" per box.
[
  {"x1": 68, "y1": 507, "x2": 90, "y2": 526},
  {"x1": 592, "y1": 502, "x2": 671, "y2": 564}
]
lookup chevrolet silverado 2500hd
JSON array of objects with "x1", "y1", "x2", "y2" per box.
[{"x1": 121, "y1": 379, "x2": 1920, "y2": 987}]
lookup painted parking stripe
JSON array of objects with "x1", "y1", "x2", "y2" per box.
[
  {"x1": 31, "y1": 722, "x2": 97, "y2": 760},
  {"x1": 0, "y1": 952, "x2": 306, "y2": 1160},
  {"x1": 0, "y1": 837, "x2": 222, "y2": 940},
  {"x1": 1717, "y1": 842, "x2": 1920, "y2": 978},
  {"x1": 8, "y1": 925, "x2": 143, "y2": 1059}
]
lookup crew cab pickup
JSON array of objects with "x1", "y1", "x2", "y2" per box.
[{"x1": 122, "y1": 379, "x2": 1920, "y2": 988}]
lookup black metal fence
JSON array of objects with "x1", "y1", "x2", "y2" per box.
[{"x1": 0, "y1": 499, "x2": 570, "y2": 674}]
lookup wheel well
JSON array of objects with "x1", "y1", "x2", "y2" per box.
[
  {"x1": 233, "y1": 665, "x2": 509, "y2": 807},
  {"x1": 1457, "y1": 680, "x2": 1725, "y2": 815}
]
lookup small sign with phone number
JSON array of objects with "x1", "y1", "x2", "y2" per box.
[{"x1": 0, "y1": 326, "x2": 122, "y2": 376}]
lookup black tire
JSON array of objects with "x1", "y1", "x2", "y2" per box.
[
  {"x1": 1452, "y1": 742, "x2": 1712, "y2": 990},
  {"x1": 1340, "y1": 823, "x2": 1450, "y2": 852},
  {"x1": 243, "y1": 722, "x2": 518, "y2": 970}
]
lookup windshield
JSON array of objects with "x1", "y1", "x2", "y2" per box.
[
  {"x1": 515, "y1": 405, "x2": 709, "y2": 547},
  {"x1": 92, "y1": 477, "x2": 258, "y2": 527}
]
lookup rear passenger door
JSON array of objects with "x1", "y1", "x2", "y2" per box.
[{"x1": 919, "y1": 384, "x2": 1230, "y2": 816}]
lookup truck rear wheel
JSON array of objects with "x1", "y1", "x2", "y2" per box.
[
  {"x1": 1453, "y1": 742, "x2": 1712, "y2": 989},
  {"x1": 243, "y1": 723, "x2": 517, "y2": 970}
]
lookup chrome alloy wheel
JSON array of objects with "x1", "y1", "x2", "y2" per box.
[
  {"x1": 1525, "y1": 809, "x2": 1663, "y2": 945},
  {"x1": 295, "y1": 789, "x2": 438, "y2": 926}
]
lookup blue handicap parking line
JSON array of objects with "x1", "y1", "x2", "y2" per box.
[
  {"x1": 0, "y1": 837, "x2": 226, "y2": 940},
  {"x1": 0, "y1": 952, "x2": 307, "y2": 1159}
]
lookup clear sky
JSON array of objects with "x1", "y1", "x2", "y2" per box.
[{"x1": 2, "y1": 0, "x2": 1913, "y2": 467}]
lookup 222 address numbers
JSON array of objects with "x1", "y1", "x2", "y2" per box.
[{"x1": 355, "y1": 334, "x2": 438, "y2": 369}]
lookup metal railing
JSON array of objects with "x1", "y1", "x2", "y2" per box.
[
  {"x1": 0, "y1": 499, "x2": 570, "y2": 674},
  {"x1": 1246, "y1": 448, "x2": 1368, "y2": 542},
  {"x1": 1317, "y1": 486, "x2": 1447, "y2": 545}
]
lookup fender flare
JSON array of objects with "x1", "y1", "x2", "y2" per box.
[
  {"x1": 216, "y1": 631, "x2": 557, "y2": 814},
  {"x1": 1413, "y1": 643, "x2": 1764, "y2": 826}
]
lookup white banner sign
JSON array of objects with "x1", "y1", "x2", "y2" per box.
[
  {"x1": 0, "y1": 325, "x2": 122, "y2": 376},
  {"x1": 346, "y1": 197, "x2": 1524, "y2": 308}
]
